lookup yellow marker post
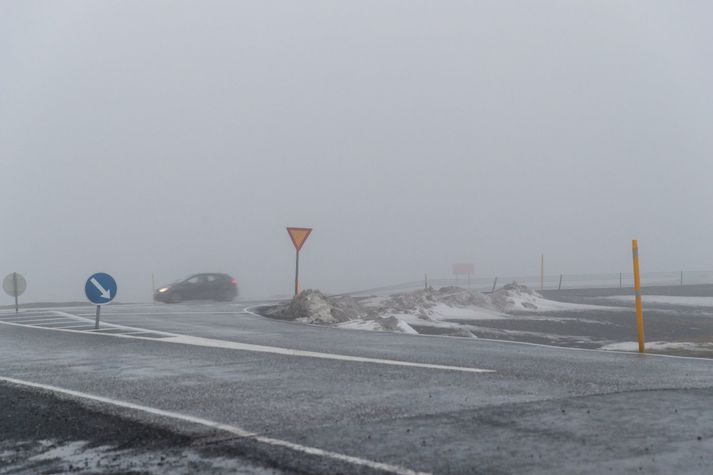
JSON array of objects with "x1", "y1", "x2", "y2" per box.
[{"x1": 632, "y1": 240, "x2": 645, "y2": 353}]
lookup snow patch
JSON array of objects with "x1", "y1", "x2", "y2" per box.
[
  {"x1": 265, "y1": 283, "x2": 608, "y2": 337},
  {"x1": 601, "y1": 341, "x2": 713, "y2": 352},
  {"x1": 602, "y1": 295, "x2": 713, "y2": 308},
  {"x1": 492, "y1": 283, "x2": 621, "y2": 313}
]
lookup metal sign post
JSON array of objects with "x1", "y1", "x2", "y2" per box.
[
  {"x1": 3, "y1": 272, "x2": 27, "y2": 313},
  {"x1": 13, "y1": 273, "x2": 18, "y2": 312},
  {"x1": 84, "y1": 273, "x2": 118, "y2": 329},
  {"x1": 286, "y1": 227, "x2": 313, "y2": 296}
]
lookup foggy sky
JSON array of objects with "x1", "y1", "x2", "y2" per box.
[{"x1": 2, "y1": 1, "x2": 712, "y2": 303}]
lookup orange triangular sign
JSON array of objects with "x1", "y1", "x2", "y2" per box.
[{"x1": 287, "y1": 227, "x2": 313, "y2": 252}]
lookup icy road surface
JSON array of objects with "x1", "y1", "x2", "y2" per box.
[{"x1": 1, "y1": 290, "x2": 713, "y2": 474}]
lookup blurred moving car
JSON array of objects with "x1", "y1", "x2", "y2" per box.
[{"x1": 154, "y1": 273, "x2": 238, "y2": 303}]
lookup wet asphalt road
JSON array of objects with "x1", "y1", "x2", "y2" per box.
[{"x1": 1, "y1": 288, "x2": 713, "y2": 474}]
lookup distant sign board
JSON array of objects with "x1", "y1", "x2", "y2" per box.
[
  {"x1": 3, "y1": 272, "x2": 26, "y2": 297},
  {"x1": 287, "y1": 227, "x2": 313, "y2": 252},
  {"x1": 452, "y1": 263, "x2": 475, "y2": 275},
  {"x1": 85, "y1": 273, "x2": 117, "y2": 305}
]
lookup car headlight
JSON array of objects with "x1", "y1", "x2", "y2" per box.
[{"x1": 158, "y1": 287, "x2": 169, "y2": 293}]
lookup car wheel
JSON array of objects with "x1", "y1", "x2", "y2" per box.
[
  {"x1": 220, "y1": 290, "x2": 235, "y2": 302},
  {"x1": 169, "y1": 292, "x2": 182, "y2": 303}
]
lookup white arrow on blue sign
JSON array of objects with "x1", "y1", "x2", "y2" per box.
[{"x1": 85, "y1": 273, "x2": 117, "y2": 305}]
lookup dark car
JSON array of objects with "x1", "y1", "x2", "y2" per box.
[{"x1": 154, "y1": 273, "x2": 238, "y2": 303}]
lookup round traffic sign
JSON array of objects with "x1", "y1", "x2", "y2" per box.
[
  {"x1": 85, "y1": 273, "x2": 117, "y2": 305},
  {"x1": 3, "y1": 273, "x2": 27, "y2": 297}
]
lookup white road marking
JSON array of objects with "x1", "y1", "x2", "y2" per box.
[
  {"x1": 161, "y1": 335, "x2": 493, "y2": 373},
  {"x1": 0, "y1": 312, "x2": 493, "y2": 374},
  {"x1": 51, "y1": 325, "x2": 99, "y2": 329},
  {"x1": 0, "y1": 316, "x2": 61, "y2": 321},
  {"x1": 2, "y1": 318, "x2": 75, "y2": 324},
  {"x1": 0, "y1": 375, "x2": 429, "y2": 475},
  {"x1": 75, "y1": 311, "x2": 245, "y2": 317}
]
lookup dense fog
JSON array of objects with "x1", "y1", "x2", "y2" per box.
[{"x1": 2, "y1": 1, "x2": 712, "y2": 303}]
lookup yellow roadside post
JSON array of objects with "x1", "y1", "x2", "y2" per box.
[{"x1": 632, "y1": 240, "x2": 645, "y2": 353}]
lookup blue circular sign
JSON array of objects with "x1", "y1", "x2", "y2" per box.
[{"x1": 85, "y1": 273, "x2": 117, "y2": 305}]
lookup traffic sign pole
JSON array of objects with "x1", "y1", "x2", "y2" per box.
[
  {"x1": 13, "y1": 272, "x2": 18, "y2": 313},
  {"x1": 3, "y1": 272, "x2": 27, "y2": 312},
  {"x1": 84, "y1": 273, "x2": 117, "y2": 330},
  {"x1": 286, "y1": 227, "x2": 312, "y2": 297},
  {"x1": 295, "y1": 250, "x2": 301, "y2": 296}
]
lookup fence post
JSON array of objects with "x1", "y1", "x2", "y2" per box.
[
  {"x1": 680, "y1": 271, "x2": 683, "y2": 287},
  {"x1": 619, "y1": 272, "x2": 622, "y2": 289},
  {"x1": 491, "y1": 277, "x2": 498, "y2": 293},
  {"x1": 558, "y1": 274, "x2": 563, "y2": 290},
  {"x1": 540, "y1": 254, "x2": 544, "y2": 290}
]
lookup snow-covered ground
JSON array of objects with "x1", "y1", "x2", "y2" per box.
[
  {"x1": 602, "y1": 295, "x2": 713, "y2": 308},
  {"x1": 264, "y1": 283, "x2": 624, "y2": 336},
  {"x1": 259, "y1": 284, "x2": 713, "y2": 357},
  {"x1": 601, "y1": 341, "x2": 713, "y2": 353}
]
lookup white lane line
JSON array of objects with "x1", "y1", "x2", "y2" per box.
[
  {"x1": 0, "y1": 375, "x2": 429, "y2": 475},
  {"x1": 0, "y1": 315, "x2": 493, "y2": 374},
  {"x1": 162, "y1": 335, "x2": 492, "y2": 373},
  {"x1": 51, "y1": 325, "x2": 98, "y2": 330},
  {"x1": 3, "y1": 318, "x2": 76, "y2": 324},
  {"x1": 75, "y1": 311, "x2": 245, "y2": 317},
  {"x1": 0, "y1": 316, "x2": 63, "y2": 322}
]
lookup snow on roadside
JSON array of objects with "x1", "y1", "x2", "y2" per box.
[
  {"x1": 601, "y1": 341, "x2": 713, "y2": 353},
  {"x1": 492, "y1": 283, "x2": 622, "y2": 313},
  {"x1": 601, "y1": 295, "x2": 713, "y2": 308},
  {"x1": 263, "y1": 283, "x2": 619, "y2": 337}
]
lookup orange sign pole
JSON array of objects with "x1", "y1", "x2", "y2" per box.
[
  {"x1": 287, "y1": 227, "x2": 313, "y2": 296},
  {"x1": 632, "y1": 240, "x2": 645, "y2": 353}
]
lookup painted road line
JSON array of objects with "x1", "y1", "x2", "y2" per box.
[
  {"x1": 161, "y1": 335, "x2": 494, "y2": 373},
  {"x1": 0, "y1": 375, "x2": 430, "y2": 475},
  {"x1": 0, "y1": 316, "x2": 61, "y2": 322},
  {"x1": 3, "y1": 318, "x2": 77, "y2": 324},
  {"x1": 51, "y1": 325, "x2": 98, "y2": 330},
  {"x1": 75, "y1": 311, "x2": 246, "y2": 317},
  {"x1": 0, "y1": 315, "x2": 493, "y2": 374}
]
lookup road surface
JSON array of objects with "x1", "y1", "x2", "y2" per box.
[{"x1": 1, "y1": 298, "x2": 713, "y2": 473}]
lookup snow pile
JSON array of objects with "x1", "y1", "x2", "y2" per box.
[
  {"x1": 491, "y1": 283, "x2": 544, "y2": 312},
  {"x1": 262, "y1": 283, "x2": 611, "y2": 336},
  {"x1": 490, "y1": 283, "x2": 620, "y2": 313},
  {"x1": 601, "y1": 341, "x2": 713, "y2": 353},
  {"x1": 288, "y1": 289, "x2": 364, "y2": 324},
  {"x1": 365, "y1": 287, "x2": 505, "y2": 323}
]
